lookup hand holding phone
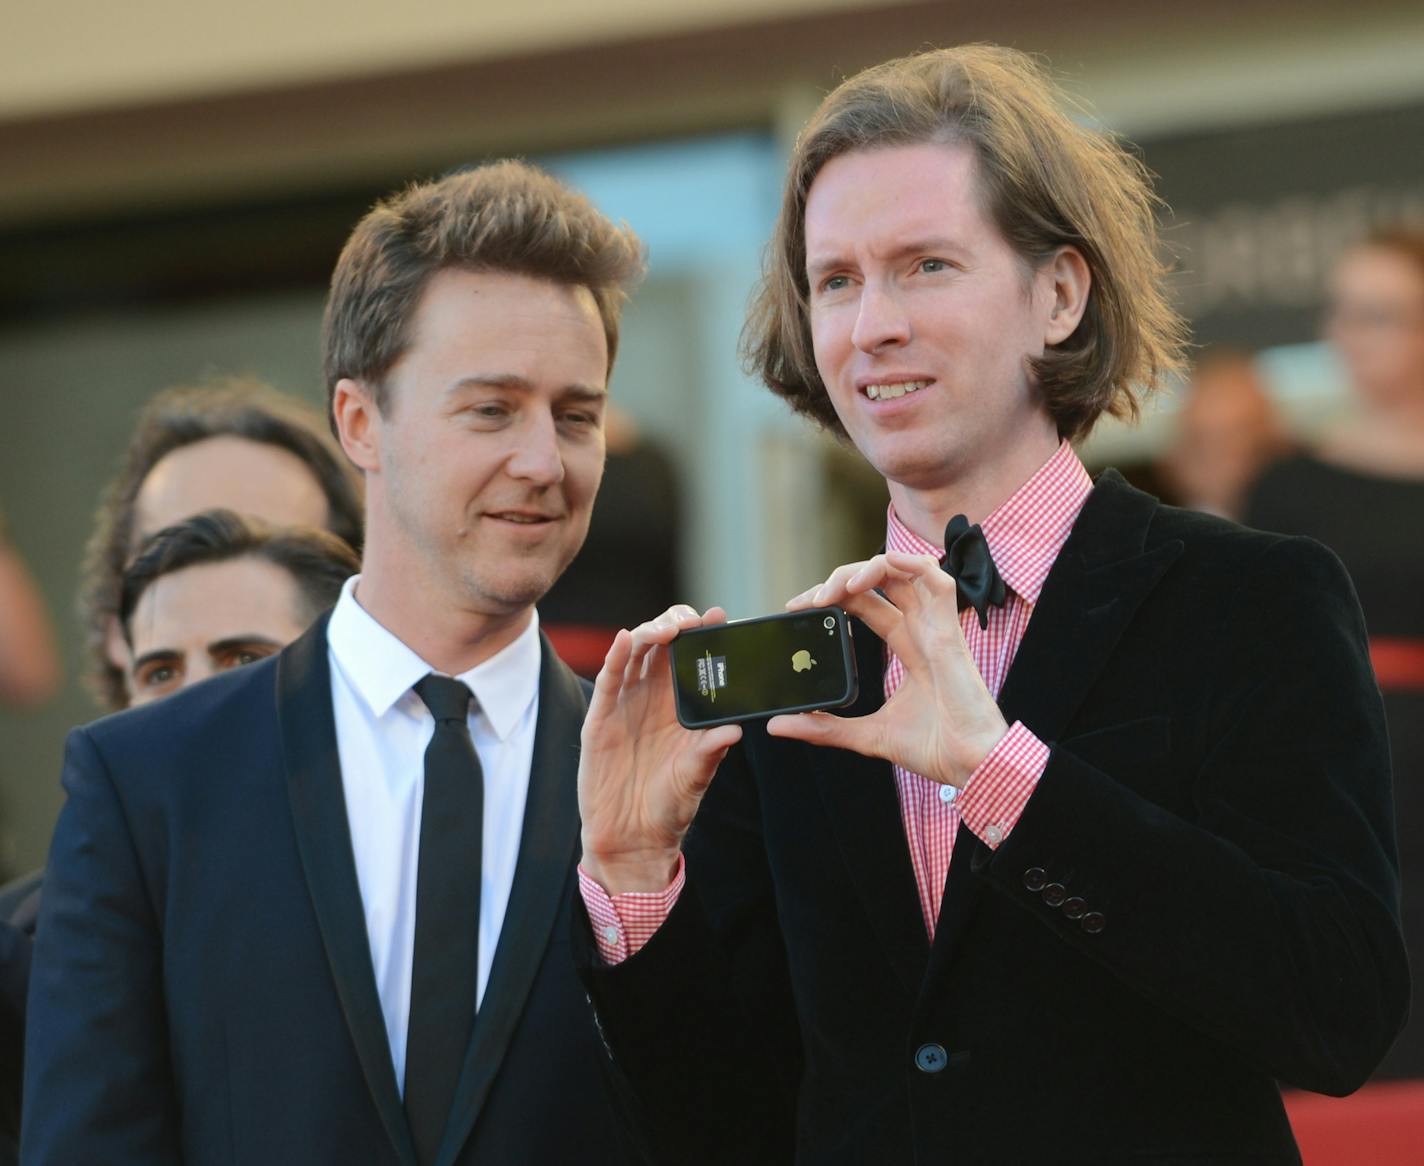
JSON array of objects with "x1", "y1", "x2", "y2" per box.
[
  {"x1": 769, "y1": 551, "x2": 1009, "y2": 788},
  {"x1": 668, "y1": 607, "x2": 858, "y2": 728},
  {"x1": 577, "y1": 604, "x2": 744, "y2": 896}
]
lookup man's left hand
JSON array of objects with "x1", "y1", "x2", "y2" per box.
[{"x1": 769, "y1": 551, "x2": 1008, "y2": 787}]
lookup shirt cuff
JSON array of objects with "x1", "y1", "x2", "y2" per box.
[
  {"x1": 956, "y1": 721, "x2": 1050, "y2": 849},
  {"x1": 577, "y1": 853, "x2": 686, "y2": 965}
]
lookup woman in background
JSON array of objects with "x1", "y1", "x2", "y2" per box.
[{"x1": 1246, "y1": 226, "x2": 1424, "y2": 1079}]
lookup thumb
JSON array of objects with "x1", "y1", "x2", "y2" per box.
[{"x1": 766, "y1": 710, "x2": 885, "y2": 759}]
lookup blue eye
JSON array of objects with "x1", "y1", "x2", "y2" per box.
[{"x1": 919, "y1": 258, "x2": 948, "y2": 273}]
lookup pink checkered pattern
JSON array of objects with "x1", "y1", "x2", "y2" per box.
[
  {"x1": 579, "y1": 854, "x2": 686, "y2": 962},
  {"x1": 581, "y1": 441, "x2": 1093, "y2": 959},
  {"x1": 886, "y1": 440, "x2": 1090, "y2": 938}
]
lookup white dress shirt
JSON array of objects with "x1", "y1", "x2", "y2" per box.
[{"x1": 326, "y1": 576, "x2": 542, "y2": 1094}]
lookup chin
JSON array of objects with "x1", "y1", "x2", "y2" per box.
[
  {"x1": 462, "y1": 566, "x2": 559, "y2": 613},
  {"x1": 868, "y1": 441, "x2": 967, "y2": 491}
]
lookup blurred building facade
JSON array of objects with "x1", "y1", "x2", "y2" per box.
[{"x1": 2, "y1": 0, "x2": 1422, "y2": 871}]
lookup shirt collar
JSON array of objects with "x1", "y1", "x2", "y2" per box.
[
  {"x1": 327, "y1": 576, "x2": 541, "y2": 740},
  {"x1": 885, "y1": 440, "x2": 1094, "y2": 605}
]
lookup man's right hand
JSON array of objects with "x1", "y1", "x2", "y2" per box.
[{"x1": 578, "y1": 604, "x2": 743, "y2": 895}]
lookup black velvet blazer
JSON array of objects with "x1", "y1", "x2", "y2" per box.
[{"x1": 581, "y1": 471, "x2": 1409, "y2": 1166}]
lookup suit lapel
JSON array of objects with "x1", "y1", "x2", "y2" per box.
[
  {"x1": 923, "y1": 472, "x2": 1184, "y2": 977},
  {"x1": 278, "y1": 616, "x2": 418, "y2": 1166},
  {"x1": 437, "y1": 634, "x2": 587, "y2": 1166},
  {"x1": 815, "y1": 616, "x2": 931, "y2": 996}
]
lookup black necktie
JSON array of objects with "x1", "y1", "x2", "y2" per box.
[
  {"x1": 405, "y1": 674, "x2": 483, "y2": 1166},
  {"x1": 942, "y1": 514, "x2": 1007, "y2": 630}
]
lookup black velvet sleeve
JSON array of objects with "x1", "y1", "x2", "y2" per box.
[
  {"x1": 576, "y1": 742, "x2": 801, "y2": 1166},
  {"x1": 974, "y1": 534, "x2": 1409, "y2": 1093}
]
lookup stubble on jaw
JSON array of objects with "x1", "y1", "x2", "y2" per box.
[{"x1": 449, "y1": 522, "x2": 585, "y2": 615}]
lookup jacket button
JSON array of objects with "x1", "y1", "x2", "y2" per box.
[
  {"x1": 1081, "y1": 911, "x2": 1106, "y2": 935},
  {"x1": 1023, "y1": 868, "x2": 1047, "y2": 893},
  {"x1": 1061, "y1": 896, "x2": 1086, "y2": 920},
  {"x1": 1042, "y1": 883, "x2": 1067, "y2": 908},
  {"x1": 915, "y1": 1043, "x2": 948, "y2": 1074}
]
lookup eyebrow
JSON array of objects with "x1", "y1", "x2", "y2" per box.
[
  {"x1": 131, "y1": 649, "x2": 181, "y2": 674},
  {"x1": 447, "y1": 374, "x2": 607, "y2": 403},
  {"x1": 806, "y1": 237, "x2": 969, "y2": 281},
  {"x1": 206, "y1": 635, "x2": 284, "y2": 657}
]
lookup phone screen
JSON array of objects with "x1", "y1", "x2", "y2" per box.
[{"x1": 669, "y1": 607, "x2": 857, "y2": 728}]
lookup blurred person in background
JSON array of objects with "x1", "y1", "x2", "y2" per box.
[
  {"x1": 79, "y1": 376, "x2": 364, "y2": 712},
  {"x1": 2, "y1": 378, "x2": 365, "y2": 1152},
  {"x1": 0, "y1": 513, "x2": 60, "y2": 1165},
  {"x1": 0, "y1": 506, "x2": 60, "y2": 710},
  {"x1": 1156, "y1": 348, "x2": 1293, "y2": 519},
  {"x1": 24, "y1": 160, "x2": 646, "y2": 1166},
  {"x1": 1245, "y1": 225, "x2": 1424, "y2": 1079},
  {"x1": 119, "y1": 509, "x2": 359, "y2": 707},
  {"x1": 539, "y1": 401, "x2": 682, "y2": 677},
  {"x1": 1, "y1": 510, "x2": 356, "y2": 1160}
]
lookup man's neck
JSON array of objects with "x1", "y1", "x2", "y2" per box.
[
  {"x1": 354, "y1": 546, "x2": 534, "y2": 678},
  {"x1": 888, "y1": 430, "x2": 1064, "y2": 547}
]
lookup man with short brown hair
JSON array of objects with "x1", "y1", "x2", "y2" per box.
[
  {"x1": 576, "y1": 45, "x2": 1407, "y2": 1163},
  {"x1": 25, "y1": 160, "x2": 646, "y2": 1166}
]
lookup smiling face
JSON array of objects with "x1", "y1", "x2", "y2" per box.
[
  {"x1": 126, "y1": 556, "x2": 310, "y2": 705},
  {"x1": 804, "y1": 141, "x2": 1072, "y2": 502},
  {"x1": 357, "y1": 267, "x2": 609, "y2": 618}
]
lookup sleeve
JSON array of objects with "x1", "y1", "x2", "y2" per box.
[
  {"x1": 972, "y1": 535, "x2": 1409, "y2": 1095},
  {"x1": 0, "y1": 921, "x2": 30, "y2": 1140},
  {"x1": 575, "y1": 742, "x2": 801, "y2": 1165},
  {"x1": 21, "y1": 728, "x2": 182, "y2": 1165},
  {"x1": 578, "y1": 854, "x2": 685, "y2": 963},
  {"x1": 956, "y1": 720, "x2": 1051, "y2": 846}
]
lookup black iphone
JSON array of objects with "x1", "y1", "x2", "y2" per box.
[{"x1": 668, "y1": 606, "x2": 858, "y2": 729}]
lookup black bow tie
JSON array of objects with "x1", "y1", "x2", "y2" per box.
[{"x1": 941, "y1": 515, "x2": 1006, "y2": 630}]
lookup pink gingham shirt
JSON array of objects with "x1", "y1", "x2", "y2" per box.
[{"x1": 580, "y1": 441, "x2": 1094, "y2": 956}]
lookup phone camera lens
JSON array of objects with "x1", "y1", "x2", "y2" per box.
[{"x1": 823, "y1": 615, "x2": 836, "y2": 630}]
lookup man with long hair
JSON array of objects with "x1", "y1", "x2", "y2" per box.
[{"x1": 576, "y1": 46, "x2": 1407, "y2": 1162}]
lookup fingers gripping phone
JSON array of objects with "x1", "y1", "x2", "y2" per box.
[{"x1": 669, "y1": 607, "x2": 859, "y2": 729}]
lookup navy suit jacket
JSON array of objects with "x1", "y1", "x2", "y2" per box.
[{"x1": 23, "y1": 618, "x2": 634, "y2": 1166}]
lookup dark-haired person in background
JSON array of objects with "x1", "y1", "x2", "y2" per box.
[
  {"x1": 79, "y1": 375, "x2": 364, "y2": 712},
  {"x1": 1156, "y1": 348, "x2": 1293, "y2": 520},
  {"x1": 25, "y1": 160, "x2": 647, "y2": 1166},
  {"x1": 575, "y1": 45, "x2": 1407, "y2": 1163},
  {"x1": 2, "y1": 380, "x2": 366, "y2": 1161},
  {"x1": 0, "y1": 513, "x2": 356, "y2": 1157},
  {"x1": 1246, "y1": 225, "x2": 1424, "y2": 1080},
  {"x1": 119, "y1": 510, "x2": 359, "y2": 706}
]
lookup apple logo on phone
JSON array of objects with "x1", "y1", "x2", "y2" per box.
[{"x1": 792, "y1": 650, "x2": 816, "y2": 673}]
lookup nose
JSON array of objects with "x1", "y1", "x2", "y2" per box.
[
  {"x1": 850, "y1": 279, "x2": 912, "y2": 354},
  {"x1": 505, "y1": 409, "x2": 565, "y2": 486}
]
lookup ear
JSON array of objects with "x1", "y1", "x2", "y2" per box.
[
  {"x1": 1043, "y1": 246, "x2": 1092, "y2": 346},
  {"x1": 332, "y1": 378, "x2": 381, "y2": 474}
]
